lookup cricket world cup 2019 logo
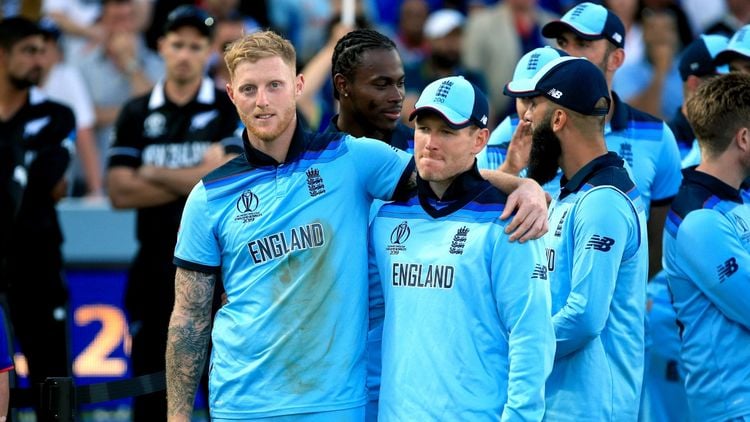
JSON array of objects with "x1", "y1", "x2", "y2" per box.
[
  {"x1": 387, "y1": 221, "x2": 410, "y2": 255},
  {"x1": 235, "y1": 189, "x2": 262, "y2": 223}
]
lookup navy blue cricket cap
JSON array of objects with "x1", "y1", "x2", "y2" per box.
[
  {"x1": 505, "y1": 56, "x2": 611, "y2": 116},
  {"x1": 678, "y1": 34, "x2": 729, "y2": 81},
  {"x1": 164, "y1": 5, "x2": 215, "y2": 38},
  {"x1": 542, "y1": 2, "x2": 626, "y2": 49},
  {"x1": 409, "y1": 76, "x2": 490, "y2": 129}
]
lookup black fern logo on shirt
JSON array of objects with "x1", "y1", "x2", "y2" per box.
[
  {"x1": 306, "y1": 167, "x2": 326, "y2": 197},
  {"x1": 449, "y1": 226, "x2": 469, "y2": 255}
]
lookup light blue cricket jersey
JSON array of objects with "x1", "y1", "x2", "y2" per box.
[
  {"x1": 664, "y1": 168, "x2": 750, "y2": 422},
  {"x1": 369, "y1": 168, "x2": 555, "y2": 421},
  {"x1": 544, "y1": 153, "x2": 648, "y2": 421},
  {"x1": 479, "y1": 93, "x2": 682, "y2": 216},
  {"x1": 173, "y1": 123, "x2": 413, "y2": 419}
]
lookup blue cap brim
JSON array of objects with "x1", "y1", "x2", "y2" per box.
[
  {"x1": 715, "y1": 48, "x2": 750, "y2": 66},
  {"x1": 409, "y1": 105, "x2": 473, "y2": 129},
  {"x1": 542, "y1": 20, "x2": 605, "y2": 41}
]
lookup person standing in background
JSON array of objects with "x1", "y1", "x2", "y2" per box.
[
  {"x1": 0, "y1": 16, "x2": 75, "y2": 419},
  {"x1": 106, "y1": 6, "x2": 240, "y2": 421}
]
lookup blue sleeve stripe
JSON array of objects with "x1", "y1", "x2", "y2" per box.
[
  {"x1": 665, "y1": 209, "x2": 682, "y2": 237},
  {"x1": 703, "y1": 195, "x2": 721, "y2": 210}
]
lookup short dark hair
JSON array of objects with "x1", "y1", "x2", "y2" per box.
[
  {"x1": 0, "y1": 17, "x2": 43, "y2": 51},
  {"x1": 331, "y1": 28, "x2": 397, "y2": 100},
  {"x1": 687, "y1": 72, "x2": 750, "y2": 157}
]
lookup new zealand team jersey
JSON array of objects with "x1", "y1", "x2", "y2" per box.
[
  {"x1": 369, "y1": 167, "x2": 554, "y2": 421},
  {"x1": 480, "y1": 93, "x2": 682, "y2": 216},
  {"x1": 544, "y1": 152, "x2": 648, "y2": 421},
  {"x1": 173, "y1": 123, "x2": 413, "y2": 419},
  {"x1": 108, "y1": 78, "x2": 241, "y2": 251},
  {"x1": 663, "y1": 168, "x2": 750, "y2": 422}
]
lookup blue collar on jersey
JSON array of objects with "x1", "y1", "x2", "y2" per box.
[
  {"x1": 416, "y1": 162, "x2": 490, "y2": 218},
  {"x1": 559, "y1": 151, "x2": 625, "y2": 199},
  {"x1": 242, "y1": 115, "x2": 308, "y2": 166},
  {"x1": 324, "y1": 114, "x2": 414, "y2": 152},
  {"x1": 609, "y1": 91, "x2": 630, "y2": 131},
  {"x1": 682, "y1": 167, "x2": 743, "y2": 203}
]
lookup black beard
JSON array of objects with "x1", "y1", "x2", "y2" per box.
[
  {"x1": 430, "y1": 51, "x2": 460, "y2": 69},
  {"x1": 9, "y1": 75, "x2": 37, "y2": 90},
  {"x1": 527, "y1": 118, "x2": 562, "y2": 185}
]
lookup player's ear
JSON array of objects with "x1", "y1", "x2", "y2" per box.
[
  {"x1": 295, "y1": 73, "x2": 305, "y2": 97},
  {"x1": 736, "y1": 126, "x2": 750, "y2": 153},
  {"x1": 226, "y1": 83, "x2": 235, "y2": 103},
  {"x1": 472, "y1": 127, "x2": 490, "y2": 153},
  {"x1": 551, "y1": 109, "x2": 567, "y2": 132},
  {"x1": 333, "y1": 73, "x2": 348, "y2": 99}
]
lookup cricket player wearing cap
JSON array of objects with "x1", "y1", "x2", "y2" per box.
[
  {"x1": 505, "y1": 56, "x2": 648, "y2": 421},
  {"x1": 369, "y1": 76, "x2": 554, "y2": 421}
]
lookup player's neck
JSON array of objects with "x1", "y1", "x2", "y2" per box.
[
  {"x1": 0, "y1": 79, "x2": 28, "y2": 121},
  {"x1": 696, "y1": 160, "x2": 745, "y2": 191},
  {"x1": 164, "y1": 77, "x2": 202, "y2": 107},
  {"x1": 560, "y1": 138, "x2": 608, "y2": 181},
  {"x1": 337, "y1": 111, "x2": 389, "y2": 141}
]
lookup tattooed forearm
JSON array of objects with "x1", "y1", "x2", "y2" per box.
[{"x1": 166, "y1": 268, "x2": 216, "y2": 420}]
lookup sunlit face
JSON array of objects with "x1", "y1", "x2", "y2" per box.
[
  {"x1": 3, "y1": 35, "x2": 45, "y2": 89},
  {"x1": 729, "y1": 57, "x2": 750, "y2": 75},
  {"x1": 414, "y1": 113, "x2": 486, "y2": 186},
  {"x1": 556, "y1": 31, "x2": 611, "y2": 73},
  {"x1": 226, "y1": 56, "x2": 302, "y2": 143},
  {"x1": 345, "y1": 48, "x2": 405, "y2": 134},
  {"x1": 159, "y1": 27, "x2": 211, "y2": 85}
]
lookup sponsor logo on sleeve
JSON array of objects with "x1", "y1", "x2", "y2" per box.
[{"x1": 585, "y1": 234, "x2": 615, "y2": 252}]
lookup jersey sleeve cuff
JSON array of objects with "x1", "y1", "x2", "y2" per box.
[
  {"x1": 173, "y1": 257, "x2": 221, "y2": 274},
  {"x1": 651, "y1": 196, "x2": 676, "y2": 207}
]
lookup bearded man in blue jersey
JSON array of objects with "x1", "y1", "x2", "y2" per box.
[
  {"x1": 369, "y1": 76, "x2": 555, "y2": 421},
  {"x1": 505, "y1": 56, "x2": 649, "y2": 421}
]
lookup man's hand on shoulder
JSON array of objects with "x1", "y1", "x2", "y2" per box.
[{"x1": 500, "y1": 178, "x2": 549, "y2": 242}]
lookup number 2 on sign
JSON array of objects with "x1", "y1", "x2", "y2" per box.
[{"x1": 72, "y1": 305, "x2": 130, "y2": 377}]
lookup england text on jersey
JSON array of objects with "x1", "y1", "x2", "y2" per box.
[{"x1": 247, "y1": 223, "x2": 325, "y2": 264}]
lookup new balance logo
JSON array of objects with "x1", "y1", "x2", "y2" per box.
[
  {"x1": 531, "y1": 264, "x2": 548, "y2": 280},
  {"x1": 585, "y1": 235, "x2": 615, "y2": 252},
  {"x1": 612, "y1": 33, "x2": 623, "y2": 44},
  {"x1": 547, "y1": 88, "x2": 563, "y2": 99},
  {"x1": 554, "y1": 210, "x2": 568, "y2": 237},
  {"x1": 717, "y1": 257, "x2": 738, "y2": 282}
]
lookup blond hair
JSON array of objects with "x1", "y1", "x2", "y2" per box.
[
  {"x1": 687, "y1": 73, "x2": 750, "y2": 158},
  {"x1": 224, "y1": 30, "x2": 296, "y2": 80}
]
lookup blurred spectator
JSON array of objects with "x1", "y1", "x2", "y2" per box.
[
  {"x1": 106, "y1": 6, "x2": 240, "y2": 421},
  {"x1": 705, "y1": 0, "x2": 750, "y2": 37},
  {"x1": 37, "y1": 19, "x2": 102, "y2": 197},
  {"x1": 606, "y1": 0, "x2": 644, "y2": 66},
  {"x1": 392, "y1": 0, "x2": 430, "y2": 67},
  {"x1": 0, "y1": 17, "x2": 75, "y2": 419},
  {"x1": 77, "y1": 0, "x2": 164, "y2": 179},
  {"x1": 402, "y1": 8, "x2": 486, "y2": 125},
  {"x1": 43, "y1": 0, "x2": 152, "y2": 60},
  {"x1": 682, "y1": 0, "x2": 726, "y2": 35},
  {"x1": 613, "y1": 8, "x2": 683, "y2": 119},
  {"x1": 207, "y1": 14, "x2": 246, "y2": 91},
  {"x1": 268, "y1": 0, "x2": 334, "y2": 63},
  {"x1": 296, "y1": 19, "x2": 358, "y2": 131},
  {"x1": 462, "y1": 0, "x2": 556, "y2": 124}
]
